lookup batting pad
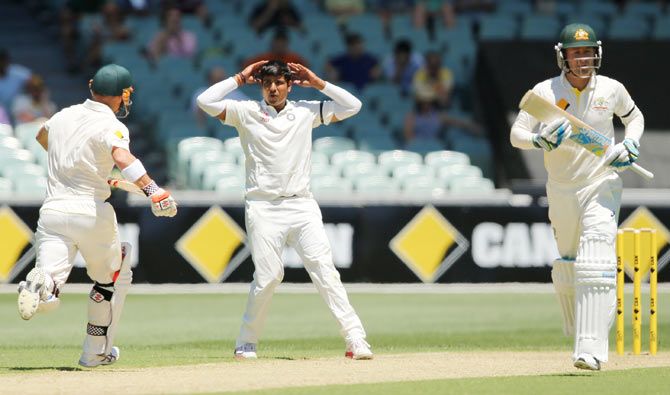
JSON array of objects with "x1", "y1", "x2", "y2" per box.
[
  {"x1": 551, "y1": 259, "x2": 575, "y2": 337},
  {"x1": 573, "y1": 235, "x2": 616, "y2": 362}
]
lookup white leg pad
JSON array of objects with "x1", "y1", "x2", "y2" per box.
[
  {"x1": 573, "y1": 235, "x2": 616, "y2": 363},
  {"x1": 105, "y1": 242, "x2": 133, "y2": 355},
  {"x1": 551, "y1": 259, "x2": 575, "y2": 337}
]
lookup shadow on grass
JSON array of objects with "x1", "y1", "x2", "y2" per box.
[{"x1": 8, "y1": 366, "x2": 83, "y2": 372}]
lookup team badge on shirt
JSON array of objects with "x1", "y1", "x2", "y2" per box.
[
  {"x1": 114, "y1": 130, "x2": 124, "y2": 139},
  {"x1": 592, "y1": 97, "x2": 609, "y2": 111}
]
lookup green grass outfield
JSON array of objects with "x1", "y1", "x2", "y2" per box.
[{"x1": 0, "y1": 288, "x2": 668, "y2": 394}]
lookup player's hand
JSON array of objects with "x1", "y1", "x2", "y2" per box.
[
  {"x1": 605, "y1": 138, "x2": 640, "y2": 171},
  {"x1": 533, "y1": 118, "x2": 572, "y2": 152},
  {"x1": 149, "y1": 188, "x2": 177, "y2": 217},
  {"x1": 238, "y1": 60, "x2": 268, "y2": 85},
  {"x1": 288, "y1": 63, "x2": 325, "y2": 89}
]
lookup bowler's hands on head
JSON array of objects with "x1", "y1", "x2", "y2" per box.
[
  {"x1": 288, "y1": 63, "x2": 325, "y2": 90},
  {"x1": 237, "y1": 60, "x2": 269, "y2": 85}
]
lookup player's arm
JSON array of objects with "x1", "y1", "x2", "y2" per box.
[
  {"x1": 288, "y1": 62, "x2": 362, "y2": 123},
  {"x1": 196, "y1": 60, "x2": 268, "y2": 122},
  {"x1": 606, "y1": 83, "x2": 645, "y2": 168},
  {"x1": 35, "y1": 126, "x2": 48, "y2": 150},
  {"x1": 111, "y1": 147, "x2": 177, "y2": 218},
  {"x1": 511, "y1": 91, "x2": 571, "y2": 152}
]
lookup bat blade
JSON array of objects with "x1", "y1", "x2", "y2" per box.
[
  {"x1": 107, "y1": 178, "x2": 145, "y2": 196},
  {"x1": 519, "y1": 90, "x2": 653, "y2": 180}
]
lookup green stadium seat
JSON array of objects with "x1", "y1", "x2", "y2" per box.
[
  {"x1": 608, "y1": 16, "x2": 650, "y2": 39},
  {"x1": 0, "y1": 135, "x2": 21, "y2": 149},
  {"x1": 13, "y1": 175, "x2": 47, "y2": 196},
  {"x1": 479, "y1": 15, "x2": 518, "y2": 40},
  {"x1": 392, "y1": 163, "x2": 434, "y2": 182},
  {"x1": 425, "y1": 150, "x2": 470, "y2": 168},
  {"x1": 2, "y1": 162, "x2": 45, "y2": 179},
  {"x1": 0, "y1": 147, "x2": 34, "y2": 168},
  {"x1": 436, "y1": 164, "x2": 483, "y2": 184},
  {"x1": 624, "y1": 2, "x2": 662, "y2": 18},
  {"x1": 312, "y1": 175, "x2": 353, "y2": 199},
  {"x1": 404, "y1": 138, "x2": 446, "y2": 156},
  {"x1": 378, "y1": 150, "x2": 423, "y2": 174},
  {"x1": 357, "y1": 135, "x2": 398, "y2": 154},
  {"x1": 215, "y1": 175, "x2": 245, "y2": 200},
  {"x1": 401, "y1": 175, "x2": 447, "y2": 199},
  {"x1": 354, "y1": 175, "x2": 400, "y2": 199},
  {"x1": 496, "y1": 1, "x2": 533, "y2": 16},
  {"x1": 578, "y1": 1, "x2": 618, "y2": 19},
  {"x1": 331, "y1": 150, "x2": 376, "y2": 170},
  {"x1": 201, "y1": 162, "x2": 243, "y2": 191},
  {"x1": 0, "y1": 177, "x2": 12, "y2": 198},
  {"x1": 0, "y1": 123, "x2": 12, "y2": 136},
  {"x1": 449, "y1": 177, "x2": 495, "y2": 194},
  {"x1": 189, "y1": 152, "x2": 238, "y2": 189},
  {"x1": 311, "y1": 162, "x2": 340, "y2": 178},
  {"x1": 653, "y1": 16, "x2": 670, "y2": 40},
  {"x1": 313, "y1": 137, "x2": 356, "y2": 157},
  {"x1": 341, "y1": 162, "x2": 387, "y2": 179},
  {"x1": 311, "y1": 151, "x2": 330, "y2": 165},
  {"x1": 520, "y1": 14, "x2": 561, "y2": 40}
]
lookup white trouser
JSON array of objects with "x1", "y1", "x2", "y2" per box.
[
  {"x1": 35, "y1": 203, "x2": 122, "y2": 290},
  {"x1": 236, "y1": 197, "x2": 366, "y2": 346},
  {"x1": 546, "y1": 173, "x2": 621, "y2": 362},
  {"x1": 546, "y1": 172, "x2": 622, "y2": 259}
]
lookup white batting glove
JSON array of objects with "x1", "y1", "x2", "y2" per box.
[
  {"x1": 532, "y1": 118, "x2": 572, "y2": 152},
  {"x1": 605, "y1": 138, "x2": 640, "y2": 171},
  {"x1": 145, "y1": 186, "x2": 177, "y2": 217}
]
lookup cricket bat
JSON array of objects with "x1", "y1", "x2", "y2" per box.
[
  {"x1": 107, "y1": 177, "x2": 145, "y2": 196},
  {"x1": 519, "y1": 90, "x2": 654, "y2": 180}
]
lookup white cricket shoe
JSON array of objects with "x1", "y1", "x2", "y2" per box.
[
  {"x1": 234, "y1": 343, "x2": 257, "y2": 360},
  {"x1": 345, "y1": 338, "x2": 373, "y2": 360},
  {"x1": 17, "y1": 267, "x2": 48, "y2": 320},
  {"x1": 574, "y1": 353, "x2": 601, "y2": 371},
  {"x1": 79, "y1": 347, "x2": 120, "y2": 368}
]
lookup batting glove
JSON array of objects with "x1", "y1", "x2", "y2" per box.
[
  {"x1": 605, "y1": 138, "x2": 640, "y2": 171},
  {"x1": 532, "y1": 118, "x2": 572, "y2": 152},
  {"x1": 149, "y1": 188, "x2": 178, "y2": 217}
]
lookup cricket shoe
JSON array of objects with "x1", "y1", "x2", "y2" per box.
[
  {"x1": 17, "y1": 267, "x2": 49, "y2": 320},
  {"x1": 79, "y1": 347, "x2": 120, "y2": 368},
  {"x1": 574, "y1": 353, "x2": 601, "y2": 371},
  {"x1": 234, "y1": 343, "x2": 257, "y2": 360},
  {"x1": 345, "y1": 338, "x2": 373, "y2": 360}
]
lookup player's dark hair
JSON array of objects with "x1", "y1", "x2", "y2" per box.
[{"x1": 256, "y1": 60, "x2": 292, "y2": 81}]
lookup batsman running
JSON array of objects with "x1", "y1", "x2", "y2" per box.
[
  {"x1": 17, "y1": 64, "x2": 177, "y2": 367},
  {"x1": 510, "y1": 24, "x2": 644, "y2": 370},
  {"x1": 197, "y1": 59, "x2": 373, "y2": 360}
]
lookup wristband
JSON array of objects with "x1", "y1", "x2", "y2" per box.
[
  {"x1": 121, "y1": 159, "x2": 147, "y2": 182},
  {"x1": 141, "y1": 180, "x2": 160, "y2": 197}
]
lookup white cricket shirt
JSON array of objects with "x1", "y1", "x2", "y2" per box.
[
  {"x1": 42, "y1": 99, "x2": 130, "y2": 215},
  {"x1": 511, "y1": 73, "x2": 641, "y2": 184},
  {"x1": 223, "y1": 98, "x2": 333, "y2": 200}
]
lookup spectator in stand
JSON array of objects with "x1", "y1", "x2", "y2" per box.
[
  {"x1": 0, "y1": 48, "x2": 31, "y2": 113},
  {"x1": 412, "y1": 51, "x2": 454, "y2": 109},
  {"x1": 58, "y1": 0, "x2": 107, "y2": 73},
  {"x1": 403, "y1": 88, "x2": 480, "y2": 144},
  {"x1": 324, "y1": 0, "x2": 365, "y2": 23},
  {"x1": 146, "y1": 8, "x2": 198, "y2": 61},
  {"x1": 85, "y1": 2, "x2": 132, "y2": 70},
  {"x1": 366, "y1": 0, "x2": 415, "y2": 37},
  {"x1": 0, "y1": 105, "x2": 10, "y2": 125},
  {"x1": 413, "y1": 0, "x2": 456, "y2": 40},
  {"x1": 383, "y1": 39, "x2": 423, "y2": 96},
  {"x1": 324, "y1": 33, "x2": 381, "y2": 91},
  {"x1": 249, "y1": 0, "x2": 304, "y2": 35},
  {"x1": 243, "y1": 29, "x2": 309, "y2": 68},
  {"x1": 12, "y1": 75, "x2": 57, "y2": 124},
  {"x1": 161, "y1": 0, "x2": 212, "y2": 28},
  {"x1": 191, "y1": 66, "x2": 249, "y2": 127}
]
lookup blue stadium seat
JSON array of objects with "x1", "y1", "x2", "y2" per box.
[
  {"x1": 496, "y1": 0, "x2": 533, "y2": 16},
  {"x1": 624, "y1": 2, "x2": 662, "y2": 19},
  {"x1": 404, "y1": 138, "x2": 446, "y2": 156},
  {"x1": 479, "y1": 15, "x2": 518, "y2": 40},
  {"x1": 578, "y1": 1, "x2": 619, "y2": 18},
  {"x1": 608, "y1": 16, "x2": 650, "y2": 39},
  {"x1": 520, "y1": 14, "x2": 561, "y2": 40},
  {"x1": 356, "y1": 135, "x2": 398, "y2": 154},
  {"x1": 653, "y1": 16, "x2": 670, "y2": 40}
]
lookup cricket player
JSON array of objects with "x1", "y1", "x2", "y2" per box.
[
  {"x1": 196, "y1": 59, "x2": 373, "y2": 360},
  {"x1": 510, "y1": 24, "x2": 644, "y2": 370},
  {"x1": 17, "y1": 64, "x2": 177, "y2": 367}
]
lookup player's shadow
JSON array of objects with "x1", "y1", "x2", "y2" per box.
[{"x1": 9, "y1": 366, "x2": 83, "y2": 372}]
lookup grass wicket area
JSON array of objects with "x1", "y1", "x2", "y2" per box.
[{"x1": 0, "y1": 288, "x2": 668, "y2": 394}]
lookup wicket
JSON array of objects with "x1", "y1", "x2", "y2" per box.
[{"x1": 616, "y1": 228, "x2": 658, "y2": 355}]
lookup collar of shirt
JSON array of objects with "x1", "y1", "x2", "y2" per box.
[
  {"x1": 559, "y1": 71, "x2": 597, "y2": 92},
  {"x1": 83, "y1": 99, "x2": 115, "y2": 116},
  {"x1": 259, "y1": 99, "x2": 294, "y2": 117}
]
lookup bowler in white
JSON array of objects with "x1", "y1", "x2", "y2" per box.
[{"x1": 197, "y1": 59, "x2": 373, "y2": 360}]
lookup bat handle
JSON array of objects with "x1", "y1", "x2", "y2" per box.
[{"x1": 631, "y1": 163, "x2": 654, "y2": 180}]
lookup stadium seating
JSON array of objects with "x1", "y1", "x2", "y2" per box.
[
  {"x1": 378, "y1": 150, "x2": 423, "y2": 175},
  {"x1": 608, "y1": 16, "x2": 650, "y2": 39},
  {"x1": 0, "y1": 177, "x2": 12, "y2": 197},
  {"x1": 313, "y1": 137, "x2": 357, "y2": 157},
  {"x1": 353, "y1": 175, "x2": 400, "y2": 199}
]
